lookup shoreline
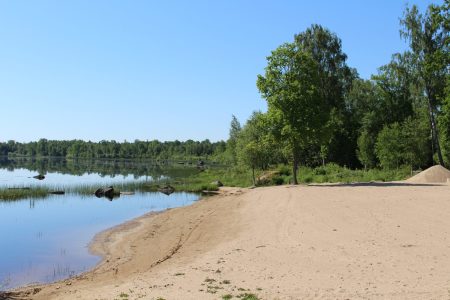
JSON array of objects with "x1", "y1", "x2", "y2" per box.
[
  {"x1": 7, "y1": 183, "x2": 450, "y2": 299},
  {"x1": 1, "y1": 192, "x2": 202, "y2": 294}
]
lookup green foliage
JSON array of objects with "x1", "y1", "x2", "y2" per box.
[
  {"x1": 237, "y1": 293, "x2": 260, "y2": 300},
  {"x1": 295, "y1": 164, "x2": 411, "y2": 184},
  {"x1": 271, "y1": 175, "x2": 284, "y2": 185},
  {"x1": 236, "y1": 112, "x2": 277, "y2": 184},
  {"x1": 357, "y1": 130, "x2": 377, "y2": 169},
  {"x1": 226, "y1": 115, "x2": 242, "y2": 164},
  {"x1": 400, "y1": 2, "x2": 449, "y2": 165},
  {"x1": 276, "y1": 164, "x2": 291, "y2": 176},
  {"x1": 0, "y1": 139, "x2": 227, "y2": 161},
  {"x1": 0, "y1": 187, "x2": 50, "y2": 201},
  {"x1": 375, "y1": 123, "x2": 404, "y2": 169},
  {"x1": 439, "y1": 77, "x2": 450, "y2": 165},
  {"x1": 375, "y1": 117, "x2": 430, "y2": 169},
  {"x1": 257, "y1": 40, "x2": 330, "y2": 184}
]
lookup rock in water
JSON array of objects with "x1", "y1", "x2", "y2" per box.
[
  {"x1": 33, "y1": 174, "x2": 45, "y2": 180},
  {"x1": 49, "y1": 191, "x2": 65, "y2": 195},
  {"x1": 95, "y1": 186, "x2": 119, "y2": 200},
  {"x1": 158, "y1": 185, "x2": 175, "y2": 196}
]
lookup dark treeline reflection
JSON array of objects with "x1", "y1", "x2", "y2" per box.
[{"x1": 0, "y1": 157, "x2": 204, "y2": 178}]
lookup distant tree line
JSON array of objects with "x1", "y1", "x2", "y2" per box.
[
  {"x1": 0, "y1": 139, "x2": 227, "y2": 160},
  {"x1": 233, "y1": 2, "x2": 449, "y2": 183}
]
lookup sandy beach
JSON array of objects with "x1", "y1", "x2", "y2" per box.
[{"x1": 6, "y1": 183, "x2": 450, "y2": 299}]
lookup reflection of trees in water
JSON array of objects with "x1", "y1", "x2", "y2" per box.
[{"x1": 0, "y1": 157, "x2": 201, "y2": 179}]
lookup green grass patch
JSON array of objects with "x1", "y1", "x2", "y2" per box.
[
  {"x1": 0, "y1": 164, "x2": 414, "y2": 201},
  {"x1": 237, "y1": 293, "x2": 260, "y2": 300},
  {"x1": 0, "y1": 187, "x2": 50, "y2": 201}
]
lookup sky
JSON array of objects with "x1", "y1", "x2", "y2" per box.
[{"x1": 0, "y1": 0, "x2": 443, "y2": 143}]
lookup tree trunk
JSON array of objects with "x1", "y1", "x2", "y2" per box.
[
  {"x1": 292, "y1": 155, "x2": 299, "y2": 185},
  {"x1": 426, "y1": 90, "x2": 444, "y2": 166},
  {"x1": 252, "y1": 167, "x2": 256, "y2": 186}
]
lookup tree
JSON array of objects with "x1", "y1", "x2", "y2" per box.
[
  {"x1": 227, "y1": 115, "x2": 241, "y2": 163},
  {"x1": 372, "y1": 53, "x2": 415, "y2": 125},
  {"x1": 295, "y1": 25, "x2": 358, "y2": 167},
  {"x1": 357, "y1": 130, "x2": 376, "y2": 170},
  {"x1": 401, "y1": 116, "x2": 430, "y2": 171},
  {"x1": 439, "y1": 76, "x2": 450, "y2": 164},
  {"x1": 400, "y1": 2, "x2": 449, "y2": 165},
  {"x1": 257, "y1": 42, "x2": 329, "y2": 184},
  {"x1": 375, "y1": 123, "x2": 404, "y2": 169},
  {"x1": 347, "y1": 79, "x2": 383, "y2": 168},
  {"x1": 375, "y1": 116, "x2": 430, "y2": 170},
  {"x1": 236, "y1": 112, "x2": 275, "y2": 185}
]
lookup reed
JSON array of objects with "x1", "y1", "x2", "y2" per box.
[{"x1": 0, "y1": 187, "x2": 50, "y2": 201}]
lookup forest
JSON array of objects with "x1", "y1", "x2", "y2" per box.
[
  {"x1": 235, "y1": 2, "x2": 449, "y2": 183},
  {"x1": 0, "y1": 139, "x2": 226, "y2": 160},
  {"x1": 0, "y1": 2, "x2": 448, "y2": 185}
]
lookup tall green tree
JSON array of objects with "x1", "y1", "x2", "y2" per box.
[
  {"x1": 375, "y1": 123, "x2": 404, "y2": 169},
  {"x1": 294, "y1": 25, "x2": 358, "y2": 167},
  {"x1": 439, "y1": 76, "x2": 450, "y2": 164},
  {"x1": 347, "y1": 79, "x2": 383, "y2": 168},
  {"x1": 400, "y1": 2, "x2": 449, "y2": 165},
  {"x1": 227, "y1": 115, "x2": 242, "y2": 163},
  {"x1": 257, "y1": 42, "x2": 329, "y2": 184}
]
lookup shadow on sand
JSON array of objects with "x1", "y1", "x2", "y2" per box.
[
  {"x1": 0, "y1": 292, "x2": 24, "y2": 300},
  {"x1": 306, "y1": 182, "x2": 443, "y2": 187}
]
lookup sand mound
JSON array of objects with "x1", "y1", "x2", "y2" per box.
[{"x1": 407, "y1": 165, "x2": 450, "y2": 183}]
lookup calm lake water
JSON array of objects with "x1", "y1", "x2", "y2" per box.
[{"x1": 0, "y1": 158, "x2": 200, "y2": 290}]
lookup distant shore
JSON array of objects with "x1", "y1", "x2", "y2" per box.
[{"x1": 8, "y1": 183, "x2": 450, "y2": 299}]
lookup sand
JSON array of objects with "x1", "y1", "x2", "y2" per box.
[
  {"x1": 7, "y1": 183, "x2": 450, "y2": 299},
  {"x1": 407, "y1": 165, "x2": 450, "y2": 183}
]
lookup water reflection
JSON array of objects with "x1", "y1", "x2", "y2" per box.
[
  {"x1": 0, "y1": 157, "x2": 200, "y2": 178},
  {"x1": 0, "y1": 158, "x2": 201, "y2": 290}
]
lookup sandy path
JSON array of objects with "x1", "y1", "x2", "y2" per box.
[{"x1": 7, "y1": 183, "x2": 450, "y2": 299}]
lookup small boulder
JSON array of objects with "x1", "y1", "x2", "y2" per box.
[
  {"x1": 158, "y1": 185, "x2": 175, "y2": 196},
  {"x1": 49, "y1": 191, "x2": 65, "y2": 195},
  {"x1": 95, "y1": 186, "x2": 119, "y2": 200},
  {"x1": 210, "y1": 180, "x2": 223, "y2": 187}
]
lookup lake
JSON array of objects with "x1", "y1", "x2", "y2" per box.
[{"x1": 0, "y1": 157, "x2": 201, "y2": 290}]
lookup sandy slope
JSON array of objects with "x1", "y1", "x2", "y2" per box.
[{"x1": 7, "y1": 183, "x2": 450, "y2": 299}]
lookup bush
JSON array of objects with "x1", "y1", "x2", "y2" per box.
[
  {"x1": 271, "y1": 176, "x2": 284, "y2": 185},
  {"x1": 277, "y1": 164, "x2": 291, "y2": 176}
]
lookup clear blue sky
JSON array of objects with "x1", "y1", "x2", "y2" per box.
[{"x1": 0, "y1": 0, "x2": 442, "y2": 143}]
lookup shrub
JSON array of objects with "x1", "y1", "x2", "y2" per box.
[{"x1": 271, "y1": 176, "x2": 284, "y2": 185}]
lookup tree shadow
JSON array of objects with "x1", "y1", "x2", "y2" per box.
[
  {"x1": 0, "y1": 292, "x2": 24, "y2": 300},
  {"x1": 307, "y1": 182, "x2": 443, "y2": 187}
]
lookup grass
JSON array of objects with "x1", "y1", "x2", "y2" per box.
[
  {"x1": 0, "y1": 187, "x2": 50, "y2": 201},
  {"x1": 236, "y1": 293, "x2": 260, "y2": 300},
  {"x1": 264, "y1": 163, "x2": 412, "y2": 185},
  {"x1": 0, "y1": 164, "x2": 414, "y2": 201}
]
